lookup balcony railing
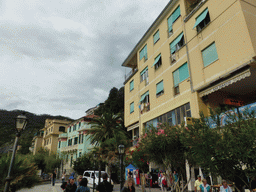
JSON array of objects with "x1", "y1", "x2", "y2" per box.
[{"x1": 124, "y1": 68, "x2": 138, "y2": 84}]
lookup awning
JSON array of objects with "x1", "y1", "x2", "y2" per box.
[
  {"x1": 170, "y1": 32, "x2": 184, "y2": 53},
  {"x1": 140, "y1": 66, "x2": 148, "y2": 75},
  {"x1": 127, "y1": 122, "x2": 139, "y2": 131},
  {"x1": 139, "y1": 91, "x2": 149, "y2": 102},
  {"x1": 199, "y1": 69, "x2": 251, "y2": 97},
  {"x1": 152, "y1": 54, "x2": 161, "y2": 67},
  {"x1": 193, "y1": 8, "x2": 209, "y2": 29}
]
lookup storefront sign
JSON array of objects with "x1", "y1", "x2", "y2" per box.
[{"x1": 224, "y1": 98, "x2": 244, "y2": 107}]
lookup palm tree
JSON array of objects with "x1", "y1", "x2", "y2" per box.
[{"x1": 86, "y1": 112, "x2": 128, "y2": 146}]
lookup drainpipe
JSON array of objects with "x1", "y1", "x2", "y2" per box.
[{"x1": 183, "y1": 16, "x2": 195, "y2": 93}]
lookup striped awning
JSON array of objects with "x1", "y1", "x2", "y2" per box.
[
  {"x1": 127, "y1": 122, "x2": 139, "y2": 131},
  {"x1": 199, "y1": 69, "x2": 251, "y2": 97}
]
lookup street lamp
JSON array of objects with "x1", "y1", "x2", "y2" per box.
[
  {"x1": 118, "y1": 144, "x2": 125, "y2": 192},
  {"x1": 93, "y1": 153, "x2": 96, "y2": 192},
  {"x1": 4, "y1": 115, "x2": 27, "y2": 192}
]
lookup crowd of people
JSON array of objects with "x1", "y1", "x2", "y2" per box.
[{"x1": 51, "y1": 169, "x2": 248, "y2": 192}]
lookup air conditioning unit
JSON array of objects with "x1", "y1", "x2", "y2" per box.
[
  {"x1": 171, "y1": 54, "x2": 176, "y2": 63},
  {"x1": 145, "y1": 77, "x2": 149, "y2": 86}
]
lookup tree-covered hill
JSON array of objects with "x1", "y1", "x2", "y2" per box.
[{"x1": 0, "y1": 109, "x2": 73, "y2": 154}]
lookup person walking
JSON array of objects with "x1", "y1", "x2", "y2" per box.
[
  {"x1": 66, "y1": 176, "x2": 77, "y2": 192},
  {"x1": 161, "y1": 175, "x2": 168, "y2": 192},
  {"x1": 96, "y1": 173, "x2": 113, "y2": 192},
  {"x1": 199, "y1": 179, "x2": 211, "y2": 192},
  {"x1": 194, "y1": 175, "x2": 203, "y2": 192},
  {"x1": 62, "y1": 171, "x2": 66, "y2": 184},
  {"x1": 51, "y1": 170, "x2": 57, "y2": 186},
  {"x1": 76, "y1": 175, "x2": 83, "y2": 188},
  {"x1": 76, "y1": 178, "x2": 90, "y2": 192},
  {"x1": 220, "y1": 180, "x2": 232, "y2": 192},
  {"x1": 122, "y1": 178, "x2": 135, "y2": 192}
]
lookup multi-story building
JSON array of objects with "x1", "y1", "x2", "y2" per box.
[
  {"x1": 41, "y1": 119, "x2": 72, "y2": 153},
  {"x1": 85, "y1": 103, "x2": 102, "y2": 115},
  {"x1": 57, "y1": 115, "x2": 96, "y2": 174},
  {"x1": 31, "y1": 130, "x2": 44, "y2": 155},
  {"x1": 122, "y1": 0, "x2": 256, "y2": 189}
]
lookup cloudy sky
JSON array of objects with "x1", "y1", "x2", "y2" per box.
[{"x1": 0, "y1": 0, "x2": 168, "y2": 119}]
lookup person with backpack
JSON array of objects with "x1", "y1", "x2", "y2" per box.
[{"x1": 96, "y1": 173, "x2": 113, "y2": 192}]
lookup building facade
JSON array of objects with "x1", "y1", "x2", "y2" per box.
[
  {"x1": 31, "y1": 130, "x2": 44, "y2": 155},
  {"x1": 57, "y1": 115, "x2": 96, "y2": 174},
  {"x1": 122, "y1": 0, "x2": 256, "y2": 190},
  {"x1": 41, "y1": 119, "x2": 72, "y2": 153}
]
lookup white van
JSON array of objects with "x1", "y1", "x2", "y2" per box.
[{"x1": 82, "y1": 171, "x2": 113, "y2": 188}]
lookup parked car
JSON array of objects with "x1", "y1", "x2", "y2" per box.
[{"x1": 83, "y1": 171, "x2": 113, "y2": 188}]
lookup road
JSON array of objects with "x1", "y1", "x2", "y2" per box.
[{"x1": 17, "y1": 182, "x2": 121, "y2": 192}]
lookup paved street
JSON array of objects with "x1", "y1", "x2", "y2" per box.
[{"x1": 17, "y1": 182, "x2": 161, "y2": 192}]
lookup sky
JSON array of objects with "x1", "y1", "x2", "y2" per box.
[{"x1": 0, "y1": 0, "x2": 169, "y2": 119}]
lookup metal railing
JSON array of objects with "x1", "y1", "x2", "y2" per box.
[{"x1": 125, "y1": 68, "x2": 138, "y2": 82}]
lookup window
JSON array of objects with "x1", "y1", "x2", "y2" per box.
[
  {"x1": 130, "y1": 102, "x2": 134, "y2": 114},
  {"x1": 81, "y1": 134, "x2": 84, "y2": 144},
  {"x1": 74, "y1": 137, "x2": 78, "y2": 145},
  {"x1": 51, "y1": 127, "x2": 53, "y2": 132},
  {"x1": 69, "y1": 127, "x2": 71, "y2": 132},
  {"x1": 173, "y1": 62, "x2": 189, "y2": 95},
  {"x1": 73, "y1": 124, "x2": 76, "y2": 131},
  {"x1": 130, "y1": 80, "x2": 134, "y2": 91},
  {"x1": 139, "y1": 91, "x2": 150, "y2": 113},
  {"x1": 152, "y1": 54, "x2": 162, "y2": 70},
  {"x1": 58, "y1": 141, "x2": 61, "y2": 148},
  {"x1": 59, "y1": 126, "x2": 65, "y2": 132},
  {"x1": 84, "y1": 172, "x2": 90, "y2": 177},
  {"x1": 140, "y1": 67, "x2": 148, "y2": 83},
  {"x1": 70, "y1": 155, "x2": 73, "y2": 167},
  {"x1": 139, "y1": 44, "x2": 148, "y2": 61},
  {"x1": 193, "y1": 8, "x2": 210, "y2": 32},
  {"x1": 167, "y1": 6, "x2": 181, "y2": 35},
  {"x1": 202, "y1": 42, "x2": 218, "y2": 67},
  {"x1": 156, "y1": 80, "x2": 164, "y2": 96},
  {"x1": 153, "y1": 30, "x2": 160, "y2": 44},
  {"x1": 170, "y1": 32, "x2": 184, "y2": 54},
  {"x1": 68, "y1": 139, "x2": 73, "y2": 146},
  {"x1": 78, "y1": 134, "x2": 81, "y2": 144},
  {"x1": 79, "y1": 152, "x2": 82, "y2": 157}
]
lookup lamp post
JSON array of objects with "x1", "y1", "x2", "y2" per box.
[
  {"x1": 4, "y1": 115, "x2": 27, "y2": 192},
  {"x1": 118, "y1": 144, "x2": 125, "y2": 192},
  {"x1": 93, "y1": 153, "x2": 96, "y2": 192}
]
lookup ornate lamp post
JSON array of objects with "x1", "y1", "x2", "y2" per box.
[
  {"x1": 118, "y1": 144, "x2": 125, "y2": 192},
  {"x1": 4, "y1": 115, "x2": 27, "y2": 192}
]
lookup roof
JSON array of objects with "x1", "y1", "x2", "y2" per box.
[{"x1": 125, "y1": 164, "x2": 138, "y2": 169}]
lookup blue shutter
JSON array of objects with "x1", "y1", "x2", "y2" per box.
[
  {"x1": 130, "y1": 102, "x2": 134, "y2": 113},
  {"x1": 202, "y1": 42, "x2": 218, "y2": 67},
  {"x1": 144, "y1": 45, "x2": 148, "y2": 60},
  {"x1": 179, "y1": 63, "x2": 189, "y2": 82},
  {"x1": 130, "y1": 80, "x2": 134, "y2": 91},
  {"x1": 139, "y1": 48, "x2": 144, "y2": 60},
  {"x1": 173, "y1": 70, "x2": 179, "y2": 87},
  {"x1": 193, "y1": 8, "x2": 209, "y2": 29},
  {"x1": 167, "y1": 6, "x2": 181, "y2": 32},
  {"x1": 170, "y1": 32, "x2": 184, "y2": 53},
  {"x1": 153, "y1": 30, "x2": 160, "y2": 44},
  {"x1": 156, "y1": 81, "x2": 164, "y2": 94},
  {"x1": 139, "y1": 45, "x2": 147, "y2": 60},
  {"x1": 140, "y1": 66, "x2": 148, "y2": 75},
  {"x1": 140, "y1": 91, "x2": 149, "y2": 102},
  {"x1": 152, "y1": 54, "x2": 161, "y2": 67}
]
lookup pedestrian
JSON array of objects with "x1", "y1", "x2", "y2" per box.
[
  {"x1": 220, "y1": 180, "x2": 232, "y2": 192},
  {"x1": 76, "y1": 175, "x2": 83, "y2": 188},
  {"x1": 76, "y1": 178, "x2": 90, "y2": 192},
  {"x1": 51, "y1": 170, "x2": 57, "y2": 186},
  {"x1": 162, "y1": 175, "x2": 168, "y2": 192},
  {"x1": 194, "y1": 175, "x2": 203, "y2": 192},
  {"x1": 96, "y1": 173, "x2": 113, "y2": 192},
  {"x1": 199, "y1": 179, "x2": 211, "y2": 192},
  {"x1": 173, "y1": 171, "x2": 178, "y2": 183},
  {"x1": 62, "y1": 171, "x2": 66, "y2": 184},
  {"x1": 66, "y1": 176, "x2": 77, "y2": 192},
  {"x1": 122, "y1": 178, "x2": 135, "y2": 192}
]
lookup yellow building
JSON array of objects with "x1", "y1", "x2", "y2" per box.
[
  {"x1": 31, "y1": 131, "x2": 44, "y2": 155},
  {"x1": 41, "y1": 119, "x2": 72, "y2": 153},
  {"x1": 122, "y1": 0, "x2": 256, "y2": 144}
]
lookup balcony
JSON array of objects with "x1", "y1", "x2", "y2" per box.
[
  {"x1": 59, "y1": 133, "x2": 68, "y2": 139},
  {"x1": 60, "y1": 145, "x2": 78, "y2": 152},
  {"x1": 184, "y1": 0, "x2": 207, "y2": 22},
  {"x1": 124, "y1": 68, "x2": 138, "y2": 84}
]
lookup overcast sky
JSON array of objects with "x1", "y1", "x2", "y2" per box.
[{"x1": 0, "y1": 0, "x2": 168, "y2": 119}]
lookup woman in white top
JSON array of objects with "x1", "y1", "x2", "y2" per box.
[{"x1": 220, "y1": 180, "x2": 232, "y2": 192}]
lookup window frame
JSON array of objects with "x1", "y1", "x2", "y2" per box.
[
  {"x1": 130, "y1": 102, "x2": 134, "y2": 114},
  {"x1": 153, "y1": 30, "x2": 160, "y2": 44},
  {"x1": 130, "y1": 80, "x2": 134, "y2": 92},
  {"x1": 167, "y1": 5, "x2": 181, "y2": 36},
  {"x1": 139, "y1": 44, "x2": 148, "y2": 61},
  {"x1": 156, "y1": 80, "x2": 164, "y2": 97},
  {"x1": 195, "y1": 8, "x2": 211, "y2": 33},
  {"x1": 202, "y1": 42, "x2": 218, "y2": 67},
  {"x1": 140, "y1": 67, "x2": 148, "y2": 83}
]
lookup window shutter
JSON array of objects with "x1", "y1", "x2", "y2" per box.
[
  {"x1": 130, "y1": 102, "x2": 134, "y2": 113},
  {"x1": 170, "y1": 32, "x2": 184, "y2": 53},
  {"x1": 156, "y1": 81, "x2": 164, "y2": 94},
  {"x1": 140, "y1": 66, "x2": 148, "y2": 75},
  {"x1": 193, "y1": 8, "x2": 209, "y2": 29},
  {"x1": 202, "y1": 43, "x2": 218, "y2": 67},
  {"x1": 173, "y1": 70, "x2": 179, "y2": 87},
  {"x1": 153, "y1": 31, "x2": 160, "y2": 44},
  {"x1": 179, "y1": 62, "x2": 189, "y2": 82},
  {"x1": 130, "y1": 80, "x2": 134, "y2": 91},
  {"x1": 152, "y1": 54, "x2": 161, "y2": 67}
]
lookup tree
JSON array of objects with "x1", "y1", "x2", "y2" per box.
[
  {"x1": 0, "y1": 154, "x2": 40, "y2": 191},
  {"x1": 181, "y1": 108, "x2": 256, "y2": 191},
  {"x1": 73, "y1": 154, "x2": 94, "y2": 175},
  {"x1": 86, "y1": 112, "x2": 128, "y2": 146}
]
